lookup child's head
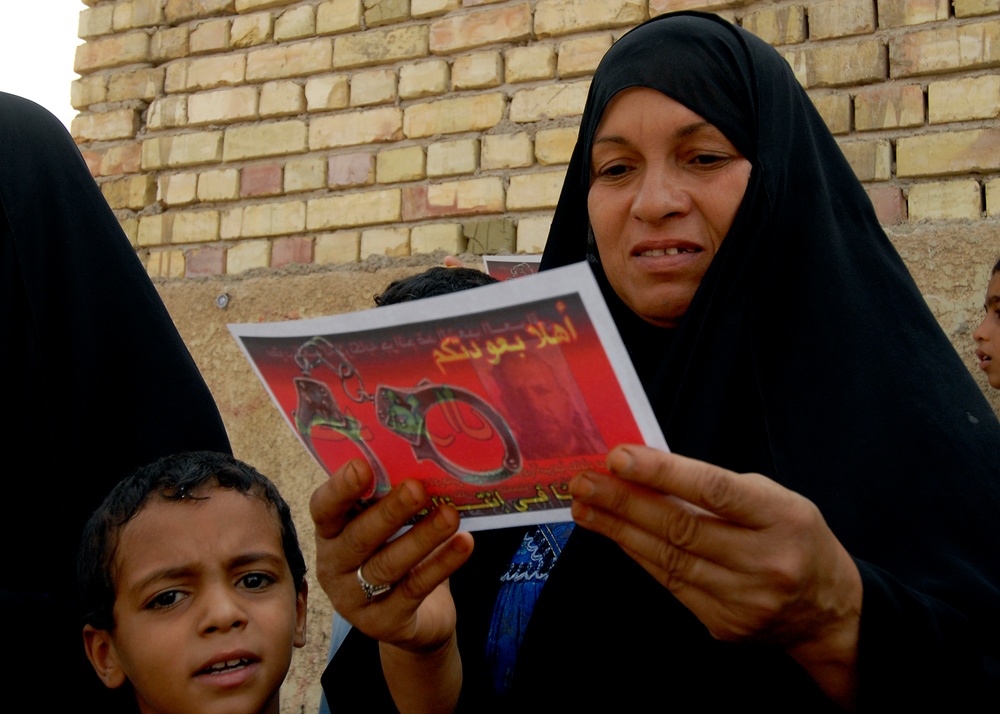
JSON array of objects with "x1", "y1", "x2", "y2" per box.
[
  {"x1": 79, "y1": 451, "x2": 308, "y2": 714},
  {"x1": 374, "y1": 265, "x2": 498, "y2": 306},
  {"x1": 973, "y1": 256, "x2": 1000, "y2": 389}
]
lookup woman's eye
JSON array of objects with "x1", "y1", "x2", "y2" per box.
[
  {"x1": 240, "y1": 572, "x2": 275, "y2": 590},
  {"x1": 595, "y1": 162, "x2": 630, "y2": 179},
  {"x1": 147, "y1": 590, "x2": 185, "y2": 610}
]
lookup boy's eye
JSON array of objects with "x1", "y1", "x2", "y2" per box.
[
  {"x1": 239, "y1": 572, "x2": 275, "y2": 591},
  {"x1": 147, "y1": 590, "x2": 186, "y2": 610}
]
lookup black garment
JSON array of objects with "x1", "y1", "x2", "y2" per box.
[
  {"x1": 0, "y1": 93, "x2": 231, "y2": 708},
  {"x1": 325, "y1": 13, "x2": 1000, "y2": 710}
]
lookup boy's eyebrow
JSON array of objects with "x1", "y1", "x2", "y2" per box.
[
  {"x1": 986, "y1": 294, "x2": 1000, "y2": 309},
  {"x1": 128, "y1": 551, "x2": 287, "y2": 597}
]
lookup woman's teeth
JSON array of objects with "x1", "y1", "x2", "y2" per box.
[{"x1": 640, "y1": 247, "x2": 696, "y2": 256}]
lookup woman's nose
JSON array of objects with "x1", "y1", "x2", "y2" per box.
[{"x1": 630, "y1": 164, "x2": 690, "y2": 223}]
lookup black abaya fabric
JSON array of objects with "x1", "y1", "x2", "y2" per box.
[
  {"x1": 0, "y1": 93, "x2": 231, "y2": 708},
  {"x1": 324, "y1": 13, "x2": 1000, "y2": 711}
]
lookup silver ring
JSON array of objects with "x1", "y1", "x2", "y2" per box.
[{"x1": 357, "y1": 566, "x2": 392, "y2": 603}]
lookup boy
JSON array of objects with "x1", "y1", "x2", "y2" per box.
[
  {"x1": 973, "y1": 256, "x2": 1000, "y2": 389},
  {"x1": 79, "y1": 451, "x2": 308, "y2": 714}
]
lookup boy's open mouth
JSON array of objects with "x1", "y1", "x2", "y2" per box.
[{"x1": 198, "y1": 657, "x2": 255, "y2": 676}]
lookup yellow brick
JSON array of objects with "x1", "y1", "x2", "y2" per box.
[
  {"x1": 897, "y1": 129, "x2": 1000, "y2": 176},
  {"x1": 159, "y1": 172, "x2": 199, "y2": 206},
  {"x1": 507, "y1": 170, "x2": 566, "y2": 210},
  {"x1": 166, "y1": 54, "x2": 246, "y2": 92},
  {"x1": 72, "y1": 109, "x2": 139, "y2": 142},
  {"x1": 145, "y1": 249, "x2": 186, "y2": 279},
  {"x1": 808, "y1": 92, "x2": 852, "y2": 135},
  {"x1": 854, "y1": 85, "x2": 924, "y2": 131},
  {"x1": 482, "y1": 133, "x2": 533, "y2": 169},
  {"x1": 260, "y1": 80, "x2": 306, "y2": 116},
  {"x1": 360, "y1": 227, "x2": 410, "y2": 258},
  {"x1": 510, "y1": 80, "x2": 589, "y2": 122},
  {"x1": 138, "y1": 215, "x2": 166, "y2": 246},
  {"x1": 236, "y1": 0, "x2": 296, "y2": 10},
  {"x1": 107, "y1": 68, "x2": 165, "y2": 102},
  {"x1": 275, "y1": 5, "x2": 316, "y2": 42},
  {"x1": 79, "y1": 5, "x2": 114, "y2": 39},
  {"x1": 889, "y1": 20, "x2": 1000, "y2": 78},
  {"x1": 535, "y1": 126, "x2": 578, "y2": 165},
  {"x1": 837, "y1": 139, "x2": 892, "y2": 182},
  {"x1": 317, "y1": 0, "x2": 363, "y2": 34},
  {"x1": 310, "y1": 107, "x2": 403, "y2": 149},
  {"x1": 535, "y1": 0, "x2": 645, "y2": 38},
  {"x1": 986, "y1": 178, "x2": 1000, "y2": 217},
  {"x1": 306, "y1": 75, "x2": 350, "y2": 111},
  {"x1": 75, "y1": 32, "x2": 150, "y2": 72},
  {"x1": 742, "y1": 5, "x2": 806, "y2": 45},
  {"x1": 364, "y1": 0, "x2": 410, "y2": 28},
  {"x1": 284, "y1": 157, "x2": 327, "y2": 192},
  {"x1": 190, "y1": 18, "x2": 230, "y2": 53},
  {"x1": 307, "y1": 189, "x2": 402, "y2": 229},
  {"x1": 172, "y1": 210, "x2": 221, "y2": 243},
  {"x1": 223, "y1": 121, "x2": 308, "y2": 161},
  {"x1": 516, "y1": 215, "x2": 552, "y2": 253},
  {"x1": 955, "y1": 0, "x2": 1000, "y2": 16},
  {"x1": 412, "y1": 0, "x2": 460, "y2": 18},
  {"x1": 452, "y1": 52, "x2": 502, "y2": 90},
  {"x1": 151, "y1": 26, "x2": 190, "y2": 62},
  {"x1": 117, "y1": 0, "x2": 165, "y2": 29},
  {"x1": 247, "y1": 39, "x2": 334, "y2": 81},
  {"x1": 427, "y1": 139, "x2": 479, "y2": 177},
  {"x1": 71, "y1": 76, "x2": 108, "y2": 109},
  {"x1": 907, "y1": 180, "x2": 982, "y2": 220},
  {"x1": 198, "y1": 169, "x2": 241, "y2": 201},
  {"x1": 429, "y1": 3, "x2": 531, "y2": 53},
  {"x1": 782, "y1": 40, "x2": 885, "y2": 88},
  {"x1": 410, "y1": 223, "x2": 465, "y2": 253},
  {"x1": 227, "y1": 240, "x2": 271, "y2": 274},
  {"x1": 809, "y1": 0, "x2": 875, "y2": 39},
  {"x1": 222, "y1": 201, "x2": 306, "y2": 238},
  {"x1": 877, "y1": 0, "x2": 949, "y2": 28},
  {"x1": 928, "y1": 75, "x2": 1000, "y2": 123},
  {"x1": 120, "y1": 218, "x2": 139, "y2": 248},
  {"x1": 505, "y1": 45, "x2": 556, "y2": 83},
  {"x1": 404, "y1": 93, "x2": 505, "y2": 137},
  {"x1": 101, "y1": 175, "x2": 157, "y2": 210},
  {"x1": 333, "y1": 25, "x2": 428, "y2": 69},
  {"x1": 315, "y1": 231, "x2": 361, "y2": 263},
  {"x1": 232, "y1": 13, "x2": 273, "y2": 47},
  {"x1": 188, "y1": 87, "x2": 259, "y2": 125},
  {"x1": 147, "y1": 96, "x2": 189, "y2": 130},
  {"x1": 557, "y1": 34, "x2": 612, "y2": 78},
  {"x1": 399, "y1": 59, "x2": 449, "y2": 99},
  {"x1": 376, "y1": 146, "x2": 426, "y2": 183},
  {"x1": 351, "y1": 69, "x2": 397, "y2": 106},
  {"x1": 166, "y1": 0, "x2": 236, "y2": 24},
  {"x1": 401, "y1": 177, "x2": 504, "y2": 220}
]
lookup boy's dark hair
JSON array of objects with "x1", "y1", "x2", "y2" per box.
[
  {"x1": 78, "y1": 451, "x2": 307, "y2": 632},
  {"x1": 993, "y1": 256, "x2": 1000, "y2": 275},
  {"x1": 374, "y1": 266, "x2": 497, "y2": 306}
]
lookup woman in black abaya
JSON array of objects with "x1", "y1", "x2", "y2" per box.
[
  {"x1": 315, "y1": 13, "x2": 1000, "y2": 711},
  {"x1": 0, "y1": 93, "x2": 231, "y2": 708}
]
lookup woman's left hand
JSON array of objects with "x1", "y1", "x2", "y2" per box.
[{"x1": 570, "y1": 444, "x2": 862, "y2": 709}]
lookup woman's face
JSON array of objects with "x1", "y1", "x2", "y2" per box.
[{"x1": 588, "y1": 88, "x2": 751, "y2": 327}]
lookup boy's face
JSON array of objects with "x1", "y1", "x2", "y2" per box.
[
  {"x1": 84, "y1": 488, "x2": 307, "y2": 714},
  {"x1": 974, "y1": 272, "x2": 1000, "y2": 389}
]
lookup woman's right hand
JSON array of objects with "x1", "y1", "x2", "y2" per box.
[{"x1": 309, "y1": 458, "x2": 474, "y2": 654}]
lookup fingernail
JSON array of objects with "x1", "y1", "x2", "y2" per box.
[
  {"x1": 399, "y1": 480, "x2": 421, "y2": 507},
  {"x1": 571, "y1": 474, "x2": 596, "y2": 499},
  {"x1": 571, "y1": 501, "x2": 594, "y2": 523},
  {"x1": 607, "y1": 447, "x2": 635, "y2": 475}
]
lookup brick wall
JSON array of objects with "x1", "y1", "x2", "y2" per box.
[{"x1": 70, "y1": 0, "x2": 1000, "y2": 279}]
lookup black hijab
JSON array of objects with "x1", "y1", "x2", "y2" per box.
[
  {"x1": 0, "y1": 92, "x2": 231, "y2": 708},
  {"x1": 536, "y1": 12, "x2": 1000, "y2": 708}
]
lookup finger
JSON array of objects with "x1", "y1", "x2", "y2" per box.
[
  {"x1": 338, "y1": 479, "x2": 430, "y2": 567},
  {"x1": 362, "y1": 504, "x2": 465, "y2": 589},
  {"x1": 570, "y1": 470, "x2": 769, "y2": 570},
  {"x1": 605, "y1": 445, "x2": 790, "y2": 529},
  {"x1": 310, "y1": 459, "x2": 374, "y2": 539}
]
